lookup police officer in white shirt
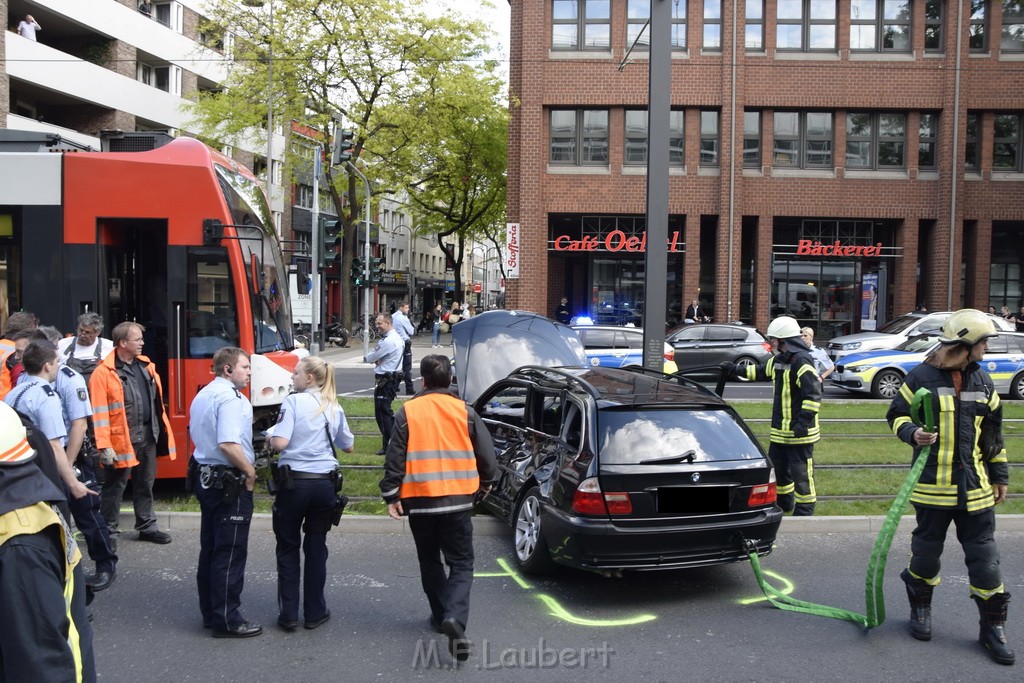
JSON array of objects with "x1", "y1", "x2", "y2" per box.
[
  {"x1": 364, "y1": 313, "x2": 404, "y2": 455},
  {"x1": 266, "y1": 356, "x2": 354, "y2": 631},
  {"x1": 189, "y1": 347, "x2": 261, "y2": 638},
  {"x1": 391, "y1": 301, "x2": 416, "y2": 395},
  {"x1": 800, "y1": 327, "x2": 835, "y2": 382}
]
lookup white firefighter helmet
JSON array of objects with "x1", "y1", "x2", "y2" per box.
[
  {"x1": 766, "y1": 316, "x2": 801, "y2": 340},
  {"x1": 938, "y1": 309, "x2": 998, "y2": 346},
  {"x1": 0, "y1": 401, "x2": 35, "y2": 466}
]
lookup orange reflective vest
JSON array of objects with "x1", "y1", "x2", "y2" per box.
[
  {"x1": 399, "y1": 393, "x2": 479, "y2": 500},
  {"x1": 89, "y1": 351, "x2": 176, "y2": 468},
  {"x1": 0, "y1": 338, "x2": 16, "y2": 400}
]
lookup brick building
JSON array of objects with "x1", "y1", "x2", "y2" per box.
[{"x1": 505, "y1": 0, "x2": 1024, "y2": 340}]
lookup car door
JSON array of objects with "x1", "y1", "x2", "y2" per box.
[
  {"x1": 701, "y1": 326, "x2": 746, "y2": 366},
  {"x1": 476, "y1": 381, "x2": 533, "y2": 520},
  {"x1": 983, "y1": 335, "x2": 1024, "y2": 394},
  {"x1": 667, "y1": 326, "x2": 707, "y2": 370}
]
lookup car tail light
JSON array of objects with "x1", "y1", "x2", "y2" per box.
[
  {"x1": 761, "y1": 342, "x2": 772, "y2": 353},
  {"x1": 747, "y1": 469, "x2": 778, "y2": 507},
  {"x1": 664, "y1": 348, "x2": 675, "y2": 362},
  {"x1": 571, "y1": 477, "x2": 633, "y2": 515}
]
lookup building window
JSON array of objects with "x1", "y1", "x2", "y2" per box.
[
  {"x1": 993, "y1": 113, "x2": 1023, "y2": 170},
  {"x1": 965, "y1": 112, "x2": 980, "y2": 170},
  {"x1": 746, "y1": 1, "x2": 765, "y2": 50},
  {"x1": 700, "y1": 111, "x2": 720, "y2": 166},
  {"x1": 744, "y1": 111, "x2": 762, "y2": 167},
  {"x1": 773, "y1": 111, "x2": 833, "y2": 168},
  {"x1": 703, "y1": 0, "x2": 722, "y2": 50},
  {"x1": 970, "y1": 1, "x2": 988, "y2": 51},
  {"x1": 846, "y1": 112, "x2": 906, "y2": 169},
  {"x1": 918, "y1": 113, "x2": 938, "y2": 169},
  {"x1": 623, "y1": 110, "x2": 685, "y2": 165},
  {"x1": 552, "y1": 0, "x2": 611, "y2": 50},
  {"x1": 137, "y1": 62, "x2": 181, "y2": 95},
  {"x1": 626, "y1": 0, "x2": 687, "y2": 50},
  {"x1": 153, "y1": 2, "x2": 183, "y2": 34},
  {"x1": 777, "y1": 0, "x2": 837, "y2": 51},
  {"x1": 924, "y1": 0, "x2": 944, "y2": 51},
  {"x1": 1003, "y1": 0, "x2": 1024, "y2": 51},
  {"x1": 296, "y1": 185, "x2": 313, "y2": 209},
  {"x1": 850, "y1": 1, "x2": 911, "y2": 52},
  {"x1": 550, "y1": 109, "x2": 609, "y2": 165}
]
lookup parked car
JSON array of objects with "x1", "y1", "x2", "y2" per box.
[
  {"x1": 665, "y1": 323, "x2": 773, "y2": 376},
  {"x1": 572, "y1": 324, "x2": 678, "y2": 374},
  {"x1": 825, "y1": 311, "x2": 1015, "y2": 363},
  {"x1": 592, "y1": 304, "x2": 643, "y2": 327},
  {"x1": 452, "y1": 310, "x2": 782, "y2": 575},
  {"x1": 831, "y1": 332, "x2": 1024, "y2": 399}
]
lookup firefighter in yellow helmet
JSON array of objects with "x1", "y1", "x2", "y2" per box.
[
  {"x1": 886, "y1": 309, "x2": 1014, "y2": 665},
  {"x1": 0, "y1": 400, "x2": 96, "y2": 681},
  {"x1": 721, "y1": 315, "x2": 822, "y2": 515}
]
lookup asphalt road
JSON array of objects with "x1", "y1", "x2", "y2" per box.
[{"x1": 90, "y1": 521, "x2": 1022, "y2": 681}]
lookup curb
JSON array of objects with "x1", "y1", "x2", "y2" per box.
[{"x1": 128, "y1": 512, "x2": 1024, "y2": 537}]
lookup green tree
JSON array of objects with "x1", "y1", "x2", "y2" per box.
[{"x1": 186, "y1": 0, "x2": 497, "y2": 327}]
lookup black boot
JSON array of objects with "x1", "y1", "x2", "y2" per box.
[
  {"x1": 900, "y1": 569, "x2": 933, "y2": 641},
  {"x1": 973, "y1": 593, "x2": 1016, "y2": 665}
]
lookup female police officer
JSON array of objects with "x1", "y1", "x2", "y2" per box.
[{"x1": 268, "y1": 356, "x2": 354, "y2": 631}]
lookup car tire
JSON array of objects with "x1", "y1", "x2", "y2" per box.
[
  {"x1": 513, "y1": 486, "x2": 556, "y2": 575},
  {"x1": 1011, "y1": 371, "x2": 1024, "y2": 400},
  {"x1": 871, "y1": 369, "x2": 904, "y2": 400},
  {"x1": 735, "y1": 356, "x2": 757, "y2": 373}
]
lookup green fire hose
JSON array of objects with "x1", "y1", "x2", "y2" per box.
[{"x1": 745, "y1": 387, "x2": 934, "y2": 631}]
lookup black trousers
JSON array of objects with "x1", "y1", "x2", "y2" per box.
[
  {"x1": 68, "y1": 455, "x2": 117, "y2": 574},
  {"x1": 374, "y1": 376, "x2": 400, "y2": 450},
  {"x1": 272, "y1": 479, "x2": 335, "y2": 623},
  {"x1": 408, "y1": 509, "x2": 475, "y2": 630},
  {"x1": 0, "y1": 527, "x2": 96, "y2": 682},
  {"x1": 402, "y1": 341, "x2": 414, "y2": 393},
  {"x1": 909, "y1": 506, "x2": 1003, "y2": 593},
  {"x1": 196, "y1": 484, "x2": 253, "y2": 631},
  {"x1": 768, "y1": 442, "x2": 816, "y2": 516}
]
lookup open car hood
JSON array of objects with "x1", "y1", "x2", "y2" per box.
[{"x1": 451, "y1": 310, "x2": 587, "y2": 403}]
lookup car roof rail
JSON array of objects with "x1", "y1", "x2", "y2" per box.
[
  {"x1": 513, "y1": 366, "x2": 603, "y2": 400},
  {"x1": 624, "y1": 365, "x2": 718, "y2": 397}
]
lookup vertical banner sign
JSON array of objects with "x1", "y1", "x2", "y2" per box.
[
  {"x1": 505, "y1": 223, "x2": 520, "y2": 279},
  {"x1": 861, "y1": 273, "x2": 879, "y2": 331}
]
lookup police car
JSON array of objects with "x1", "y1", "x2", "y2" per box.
[
  {"x1": 571, "y1": 322, "x2": 678, "y2": 375},
  {"x1": 831, "y1": 332, "x2": 1024, "y2": 400}
]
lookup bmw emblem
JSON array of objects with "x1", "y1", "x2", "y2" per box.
[{"x1": 691, "y1": 472, "x2": 701, "y2": 483}]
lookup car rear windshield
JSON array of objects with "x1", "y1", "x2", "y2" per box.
[
  {"x1": 597, "y1": 408, "x2": 763, "y2": 465},
  {"x1": 877, "y1": 315, "x2": 923, "y2": 335}
]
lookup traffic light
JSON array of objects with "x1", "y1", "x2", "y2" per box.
[
  {"x1": 350, "y1": 257, "x2": 364, "y2": 287},
  {"x1": 369, "y1": 255, "x2": 386, "y2": 285},
  {"x1": 295, "y1": 257, "x2": 312, "y2": 294},
  {"x1": 320, "y1": 220, "x2": 342, "y2": 268},
  {"x1": 332, "y1": 129, "x2": 355, "y2": 166}
]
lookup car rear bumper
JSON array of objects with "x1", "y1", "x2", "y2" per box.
[{"x1": 540, "y1": 505, "x2": 783, "y2": 572}]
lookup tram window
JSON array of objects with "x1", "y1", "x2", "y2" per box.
[{"x1": 187, "y1": 250, "x2": 238, "y2": 357}]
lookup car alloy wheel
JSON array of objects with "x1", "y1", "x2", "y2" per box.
[
  {"x1": 872, "y1": 369, "x2": 904, "y2": 400},
  {"x1": 1012, "y1": 371, "x2": 1024, "y2": 400},
  {"x1": 513, "y1": 486, "x2": 555, "y2": 574},
  {"x1": 735, "y1": 356, "x2": 757, "y2": 372}
]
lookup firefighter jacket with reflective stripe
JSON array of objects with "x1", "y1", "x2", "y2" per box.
[
  {"x1": 379, "y1": 389, "x2": 498, "y2": 515},
  {"x1": 0, "y1": 337, "x2": 15, "y2": 400},
  {"x1": 742, "y1": 350, "x2": 822, "y2": 445},
  {"x1": 887, "y1": 360, "x2": 1008, "y2": 512},
  {"x1": 88, "y1": 351, "x2": 176, "y2": 468}
]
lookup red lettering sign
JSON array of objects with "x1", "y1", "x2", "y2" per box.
[
  {"x1": 795, "y1": 240, "x2": 884, "y2": 258},
  {"x1": 550, "y1": 230, "x2": 683, "y2": 253}
]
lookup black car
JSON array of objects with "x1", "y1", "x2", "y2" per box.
[
  {"x1": 665, "y1": 323, "x2": 773, "y2": 376},
  {"x1": 453, "y1": 311, "x2": 782, "y2": 575}
]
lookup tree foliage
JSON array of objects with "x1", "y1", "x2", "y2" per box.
[{"x1": 186, "y1": 0, "x2": 505, "y2": 325}]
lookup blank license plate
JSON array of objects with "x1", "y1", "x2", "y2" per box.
[{"x1": 657, "y1": 487, "x2": 730, "y2": 514}]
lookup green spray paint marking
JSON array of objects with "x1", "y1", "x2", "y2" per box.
[
  {"x1": 475, "y1": 557, "x2": 657, "y2": 627},
  {"x1": 737, "y1": 570, "x2": 795, "y2": 605}
]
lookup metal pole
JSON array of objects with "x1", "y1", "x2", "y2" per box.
[
  {"x1": 409, "y1": 229, "x2": 415, "y2": 311},
  {"x1": 643, "y1": 0, "x2": 670, "y2": 371},
  {"x1": 310, "y1": 147, "x2": 320, "y2": 352},
  {"x1": 265, "y1": 0, "x2": 274, "y2": 203},
  {"x1": 346, "y1": 161, "x2": 372, "y2": 357}
]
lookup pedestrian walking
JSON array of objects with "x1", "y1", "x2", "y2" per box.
[
  {"x1": 267, "y1": 356, "x2": 354, "y2": 632},
  {"x1": 379, "y1": 354, "x2": 497, "y2": 663},
  {"x1": 431, "y1": 304, "x2": 444, "y2": 347},
  {"x1": 391, "y1": 301, "x2": 416, "y2": 395},
  {"x1": 721, "y1": 315, "x2": 821, "y2": 515},
  {"x1": 886, "y1": 309, "x2": 1015, "y2": 665},
  {"x1": 189, "y1": 347, "x2": 261, "y2": 638},
  {"x1": 0, "y1": 401, "x2": 96, "y2": 682},
  {"x1": 364, "y1": 313, "x2": 403, "y2": 455},
  {"x1": 90, "y1": 322, "x2": 176, "y2": 548}
]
